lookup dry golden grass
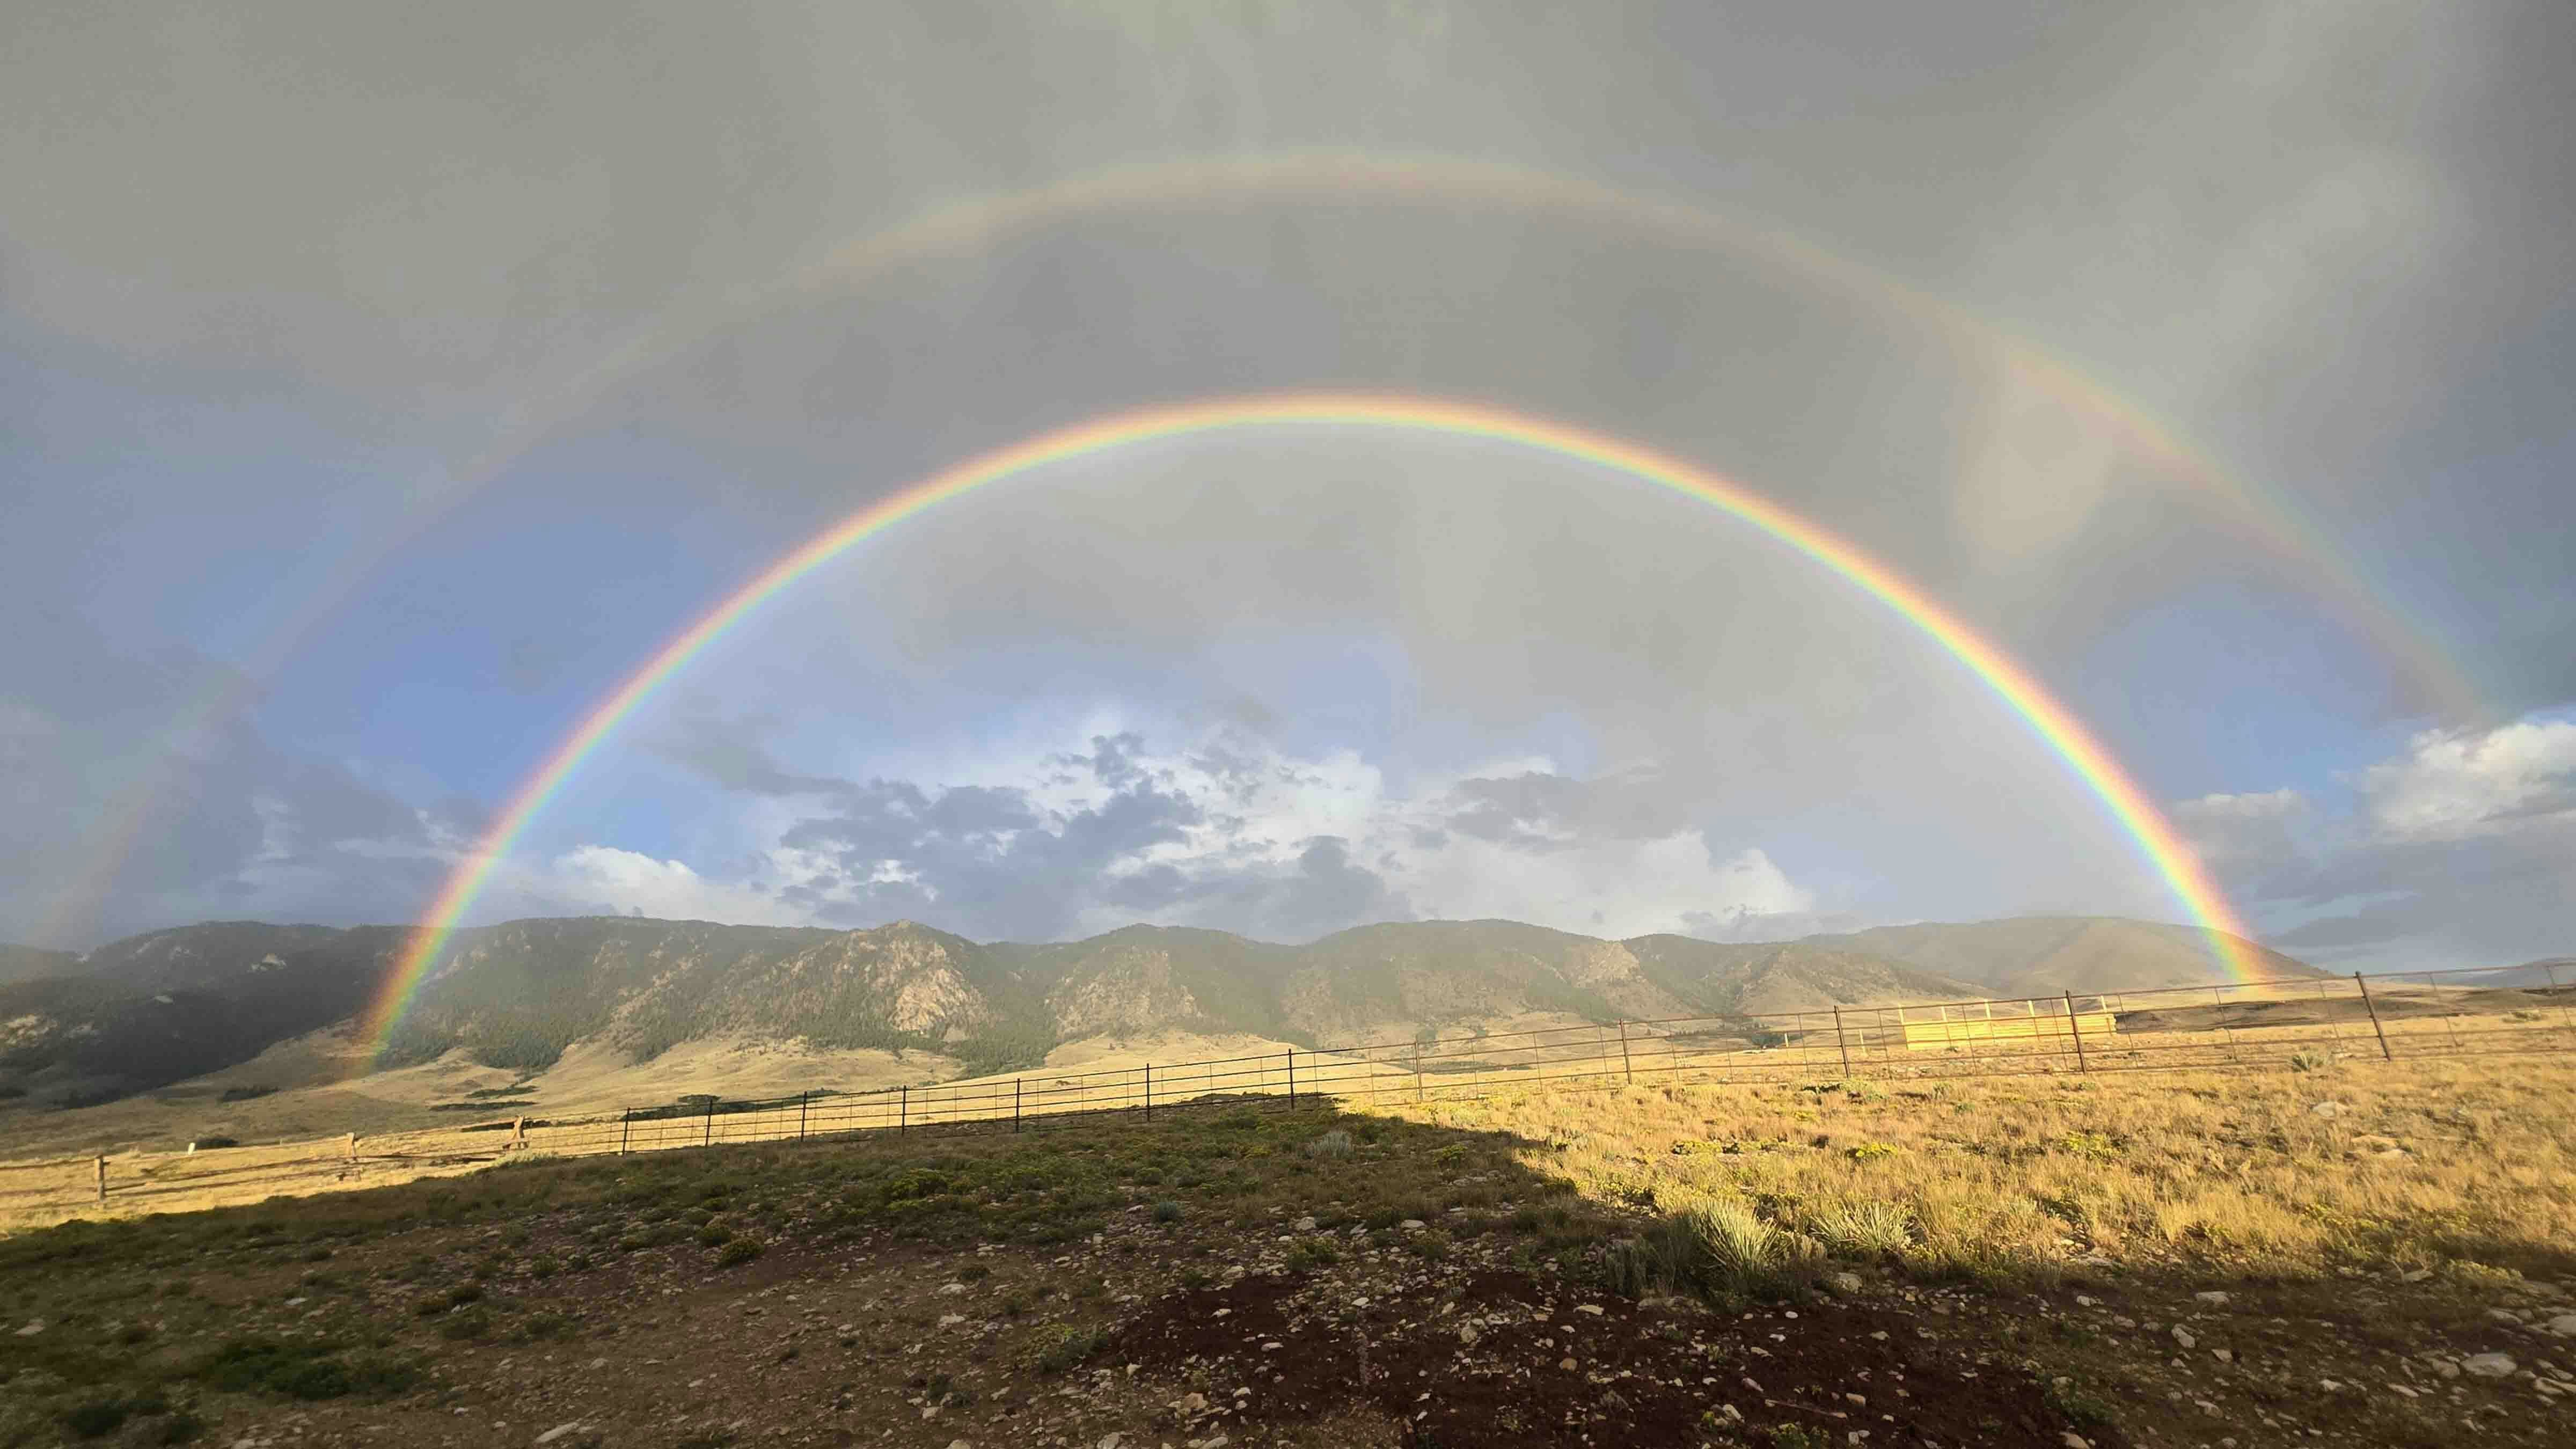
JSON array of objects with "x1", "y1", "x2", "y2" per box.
[{"x1": 1396, "y1": 1048, "x2": 2576, "y2": 1288}]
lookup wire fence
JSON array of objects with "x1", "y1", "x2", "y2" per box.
[{"x1": 4, "y1": 961, "x2": 2569, "y2": 1228}]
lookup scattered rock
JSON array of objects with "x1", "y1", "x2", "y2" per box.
[
  {"x1": 1399, "y1": 1219, "x2": 1427, "y2": 1231},
  {"x1": 1828, "y1": 1271, "x2": 1864, "y2": 1296},
  {"x1": 2194, "y1": 1291, "x2": 2231, "y2": 1306},
  {"x1": 1575, "y1": 1304, "x2": 1605, "y2": 1316},
  {"x1": 2464, "y1": 1353, "x2": 2516, "y2": 1378},
  {"x1": 2061, "y1": 1434, "x2": 2092, "y2": 1448},
  {"x1": 1292, "y1": 1217, "x2": 1316, "y2": 1232},
  {"x1": 2172, "y1": 1327, "x2": 2196, "y2": 1350},
  {"x1": 534, "y1": 1424, "x2": 586, "y2": 1446},
  {"x1": 1458, "y1": 1323, "x2": 1480, "y2": 1346},
  {"x1": 2549, "y1": 1313, "x2": 2576, "y2": 1337},
  {"x1": 2309, "y1": 1101, "x2": 2344, "y2": 1119},
  {"x1": 2402, "y1": 1269, "x2": 2434, "y2": 1283},
  {"x1": 11, "y1": 1321, "x2": 41, "y2": 1337}
]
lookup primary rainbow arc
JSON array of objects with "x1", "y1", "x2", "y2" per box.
[{"x1": 361, "y1": 393, "x2": 2264, "y2": 1058}]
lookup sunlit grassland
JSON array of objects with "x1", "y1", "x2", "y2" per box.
[{"x1": 1396, "y1": 1049, "x2": 2576, "y2": 1292}]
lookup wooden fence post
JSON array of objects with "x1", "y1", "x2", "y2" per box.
[
  {"x1": 345, "y1": 1132, "x2": 357, "y2": 1163},
  {"x1": 898, "y1": 1085, "x2": 908, "y2": 1135},
  {"x1": 619, "y1": 1109, "x2": 631, "y2": 1156},
  {"x1": 1284, "y1": 1049, "x2": 1295, "y2": 1108},
  {"x1": 701, "y1": 1100, "x2": 713, "y2": 1147},
  {"x1": 1014, "y1": 1078, "x2": 1022, "y2": 1132},
  {"x1": 1412, "y1": 1037, "x2": 1426, "y2": 1103},
  {"x1": 798, "y1": 1090, "x2": 809, "y2": 1141},
  {"x1": 2063, "y1": 992, "x2": 2089, "y2": 1074},
  {"x1": 1615, "y1": 1021, "x2": 1634, "y2": 1086},
  {"x1": 93, "y1": 1155, "x2": 106, "y2": 1206},
  {"x1": 2353, "y1": 972, "x2": 2394, "y2": 1061},
  {"x1": 511, "y1": 1116, "x2": 526, "y2": 1150},
  {"x1": 1831, "y1": 1005, "x2": 1852, "y2": 1076},
  {"x1": 1143, "y1": 1063, "x2": 1153, "y2": 1122}
]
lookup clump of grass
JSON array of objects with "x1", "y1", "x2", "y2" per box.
[
  {"x1": 1034, "y1": 1322, "x2": 1107, "y2": 1373},
  {"x1": 1151, "y1": 1200, "x2": 1184, "y2": 1223},
  {"x1": 1305, "y1": 1129, "x2": 1354, "y2": 1160},
  {"x1": 2289, "y1": 1049, "x2": 2334, "y2": 1072},
  {"x1": 1845, "y1": 1141, "x2": 1899, "y2": 1162},
  {"x1": 1804, "y1": 1199, "x2": 1915, "y2": 1258},
  {"x1": 714, "y1": 1237, "x2": 764, "y2": 1268}
]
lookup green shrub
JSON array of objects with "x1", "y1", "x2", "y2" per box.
[
  {"x1": 1152, "y1": 1201, "x2": 1184, "y2": 1224},
  {"x1": 715, "y1": 1237, "x2": 764, "y2": 1268},
  {"x1": 2289, "y1": 1049, "x2": 2334, "y2": 1072}
]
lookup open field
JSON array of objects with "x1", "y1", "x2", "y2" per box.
[
  {"x1": 2, "y1": 970, "x2": 2568, "y2": 1232},
  {"x1": 3, "y1": 1044, "x2": 2574, "y2": 1447}
]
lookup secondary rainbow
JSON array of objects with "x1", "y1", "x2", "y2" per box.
[{"x1": 361, "y1": 393, "x2": 2264, "y2": 1056}]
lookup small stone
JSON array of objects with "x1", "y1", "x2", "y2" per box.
[
  {"x1": 2194, "y1": 1291, "x2": 2231, "y2": 1305},
  {"x1": 2309, "y1": 1101, "x2": 2344, "y2": 1118},
  {"x1": 2074, "y1": 1295, "x2": 2098, "y2": 1307},
  {"x1": 939, "y1": 1314, "x2": 966, "y2": 1327},
  {"x1": 939, "y1": 1282, "x2": 967, "y2": 1296},
  {"x1": 2463, "y1": 1352, "x2": 2516, "y2": 1378},
  {"x1": 2061, "y1": 1434, "x2": 2091, "y2": 1449},
  {"x1": 2550, "y1": 1314, "x2": 2576, "y2": 1336},
  {"x1": 1099, "y1": 1436, "x2": 1126, "y2": 1449},
  {"x1": 1459, "y1": 1323, "x2": 1480, "y2": 1345},
  {"x1": 1261, "y1": 1342, "x2": 1281, "y2": 1352},
  {"x1": 2213, "y1": 1349, "x2": 2233, "y2": 1364},
  {"x1": 1560, "y1": 1357, "x2": 1578, "y2": 1371},
  {"x1": 2403, "y1": 1268, "x2": 2433, "y2": 1283},
  {"x1": 1400, "y1": 1219, "x2": 1427, "y2": 1231},
  {"x1": 535, "y1": 1425, "x2": 586, "y2": 1446},
  {"x1": 1174, "y1": 1392, "x2": 1209, "y2": 1414},
  {"x1": 11, "y1": 1321, "x2": 41, "y2": 1337},
  {"x1": 1715, "y1": 1403, "x2": 1744, "y2": 1424},
  {"x1": 2172, "y1": 1327, "x2": 2197, "y2": 1350},
  {"x1": 1829, "y1": 1272, "x2": 1864, "y2": 1296},
  {"x1": 1575, "y1": 1304, "x2": 1605, "y2": 1316},
  {"x1": 1293, "y1": 1217, "x2": 1316, "y2": 1232}
]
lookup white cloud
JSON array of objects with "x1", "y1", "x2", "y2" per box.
[
  {"x1": 2171, "y1": 787, "x2": 2306, "y2": 868},
  {"x1": 2356, "y1": 719, "x2": 2576, "y2": 841}
]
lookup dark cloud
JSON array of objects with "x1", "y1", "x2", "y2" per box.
[{"x1": 0, "y1": 616, "x2": 436, "y2": 946}]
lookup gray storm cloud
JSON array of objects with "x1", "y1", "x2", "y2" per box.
[{"x1": 3, "y1": 2, "x2": 2571, "y2": 961}]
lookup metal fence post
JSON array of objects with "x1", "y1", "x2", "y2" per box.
[
  {"x1": 1284, "y1": 1049, "x2": 1296, "y2": 1108},
  {"x1": 1143, "y1": 1063, "x2": 1153, "y2": 1122},
  {"x1": 1831, "y1": 1005, "x2": 1852, "y2": 1077},
  {"x1": 619, "y1": 1109, "x2": 631, "y2": 1156},
  {"x1": 898, "y1": 1085, "x2": 908, "y2": 1134},
  {"x1": 2062, "y1": 991, "x2": 2089, "y2": 1074},
  {"x1": 701, "y1": 1101, "x2": 712, "y2": 1148},
  {"x1": 1412, "y1": 1038, "x2": 1426, "y2": 1102},
  {"x1": 798, "y1": 1090, "x2": 809, "y2": 1141},
  {"x1": 2354, "y1": 972, "x2": 2394, "y2": 1061},
  {"x1": 1616, "y1": 1021, "x2": 1635, "y2": 1085},
  {"x1": 1014, "y1": 1078, "x2": 1022, "y2": 1132}
]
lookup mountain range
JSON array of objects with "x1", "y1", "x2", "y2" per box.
[{"x1": 0, "y1": 913, "x2": 2312, "y2": 1110}]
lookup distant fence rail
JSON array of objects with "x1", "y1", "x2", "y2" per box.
[{"x1": 4, "y1": 963, "x2": 2570, "y2": 1229}]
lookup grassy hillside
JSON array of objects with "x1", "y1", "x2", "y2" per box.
[{"x1": 1804, "y1": 916, "x2": 2323, "y2": 996}]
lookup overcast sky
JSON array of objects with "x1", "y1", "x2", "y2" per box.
[{"x1": 3, "y1": 2, "x2": 2570, "y2": 970}]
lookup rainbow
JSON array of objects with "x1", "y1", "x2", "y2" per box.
[
  {"x1": 53, "y1": 150, "x2": 2479, "y2": 954},
  {"x1": 359, "y1": 393, "x2": 2266, "y2": 1057}
]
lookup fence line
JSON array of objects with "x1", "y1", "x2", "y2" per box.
[{"x1": 3, "y1": 961, "x2": 2568, "y2": 1227}]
